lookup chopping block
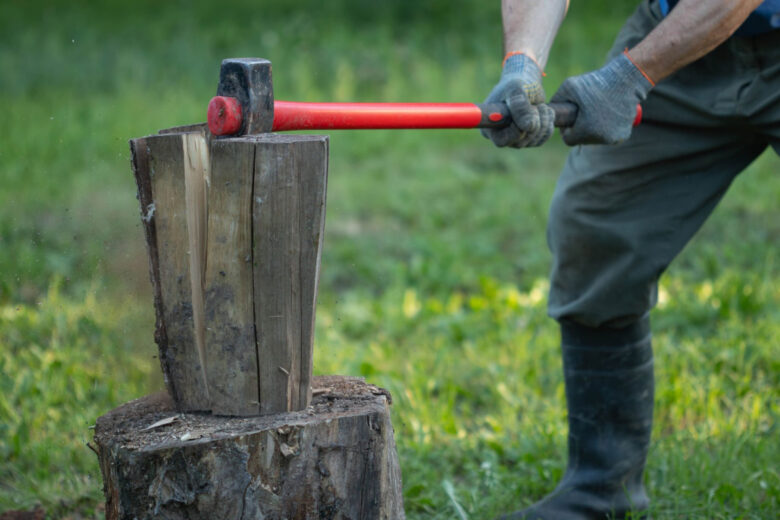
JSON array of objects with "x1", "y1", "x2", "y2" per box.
[{"x1": 93, "y1": 376, "x2": 405, "y2": 520}]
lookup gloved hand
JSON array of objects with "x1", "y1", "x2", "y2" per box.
[
  {"x1": 551, "y1": 52, "x2": 653, "y2": 146},
  {"x1": 481, "y1": 53, "x2": 555, "y2": 148}
]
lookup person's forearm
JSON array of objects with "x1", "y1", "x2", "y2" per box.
[
  {"x1": 502, "y1": 0, "x2": 569, "y2": 69},
  {"x1": 630, "y1": 0, "x2": 763, "y2": 83}
]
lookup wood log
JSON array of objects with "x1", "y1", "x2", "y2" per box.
[
  {"x1": 203, "y1": 137, "x2": 258, "y2": 415},
  {"x1": 93, "y1": 376, "x2": 405, "y2": 520},
  {"x1": 183, "y1": 132, "x2": 211, "y2": 408},
  {"x1": 253, "y1": 135, "x2": 329, "y2": 414},
  {"x1": 132, "y1": 133, "x2": 210, "y2": 410},
  {"x1": 130, "y1": 131, "x2": 329, "y2": 416}
]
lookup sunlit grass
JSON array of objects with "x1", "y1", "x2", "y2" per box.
[
  {"x1": 311, "y1": 266, "x2": 778, "y2": 518},
  {"x1": 0, "y1": 280, "x2": 154, "y2": 516}
]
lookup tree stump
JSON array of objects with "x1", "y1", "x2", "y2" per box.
[{"x1": 94, "y1": 376, "x2": 405, "y2": 520}]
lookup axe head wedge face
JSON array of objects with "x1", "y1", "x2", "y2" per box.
[{"x1": 215, "y1": 58, "x2": 274, "y2": 136}]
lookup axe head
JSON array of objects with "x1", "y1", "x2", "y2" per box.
[{"x1": 212, "y1": 58, "x2": 274, "y2": 136}]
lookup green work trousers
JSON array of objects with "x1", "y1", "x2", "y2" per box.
[{"x1": 547, "y1": 0, "x2": 780, "y2": 328}]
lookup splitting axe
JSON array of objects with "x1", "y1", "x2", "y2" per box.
[{"x1": 206, "y1": 58, "x2": 642, "y2": 137}]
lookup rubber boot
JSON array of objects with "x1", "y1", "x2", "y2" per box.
[{"x1": 499, "y1": 318, "x2": 655, "y2": 520}]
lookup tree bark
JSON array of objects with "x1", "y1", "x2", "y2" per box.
[{"x1": 93, "y1": 376, "x2": 405, "y2": 520}]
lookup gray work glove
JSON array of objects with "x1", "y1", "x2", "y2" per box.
[
  {"x1": 481, "y1": 54, "x2": 555, "y2": 148},
  {"x1": 551, "y1": 52, "x2": 653, "y2": 146}
]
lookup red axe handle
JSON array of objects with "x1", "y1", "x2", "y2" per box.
[{"x1": 207, "y1": 96, "x2": 642, "y2": 136}]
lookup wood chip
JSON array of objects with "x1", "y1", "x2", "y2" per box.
[
  {"x1": 141, "y1": 415, "x2": 179, "y2": 431},
  {"x1": 279, "y1": 442, "x2": 296, "y2": 457}
]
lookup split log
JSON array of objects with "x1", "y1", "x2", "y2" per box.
[
  {"x1": 94, "y1": 376, "x2": 405, "y2": 520},
  {"x1": 130, "y1": 130, "x2": 329, "y2": 416},
  {"x1": 202, "y1": 137, "x2": 258, "y2": 415},
  {"x1": 136, "y1": 132, "x2": 210, "y2": 410}
]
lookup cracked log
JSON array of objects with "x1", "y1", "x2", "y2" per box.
[
  {"x1": 130, "y1": 129, "x2": 329, "y2": 416},
  {"x1": 93, "y1": 376, "x2": 405, "y2": 520}
]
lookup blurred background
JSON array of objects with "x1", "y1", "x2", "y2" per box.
[{"x1": 1, "y1": 1, "x2": 777, "y2": 518}]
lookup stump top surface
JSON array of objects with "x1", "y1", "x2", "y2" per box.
[{"x1": 95, "y1": 376, "x2": 391, "y2": 452}]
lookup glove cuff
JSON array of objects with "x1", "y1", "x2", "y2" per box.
[
  {"x1": 502, "y1": 53, "x2": 544, "y2": 84},
  {"x1": 608, "y1": 53, "x2": 654, "y2": 101},
  {"x1": 622, "y1": 49, "x2": 655, "y2": 87}
]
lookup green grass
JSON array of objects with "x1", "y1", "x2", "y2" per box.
[{"x1": 1, "y1": 1, "x2": 778, "y2": 518}]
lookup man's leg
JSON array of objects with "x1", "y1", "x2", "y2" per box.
[{"x1": 501, "y1": 2, "x2": 774, "y2": 519}]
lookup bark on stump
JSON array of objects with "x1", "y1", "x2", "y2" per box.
[{"x1": 94, "y1": 376, "x2": 405, "y2": 520}]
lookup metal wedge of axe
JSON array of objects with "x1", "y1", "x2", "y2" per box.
[{"x1": 206, "y1": 58, "x2": 642, "y2": 137}]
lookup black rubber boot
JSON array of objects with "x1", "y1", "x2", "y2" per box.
[{"x1": 499, "y1": 318, "x2": 655, "y2": 520}]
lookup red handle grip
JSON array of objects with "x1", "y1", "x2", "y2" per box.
[
  {"x1": 271, "y1": 101, "x2": 485, "y2": 131},
  {"x1": 207, "y1": 97, "x2": 643, "y2": 135}
]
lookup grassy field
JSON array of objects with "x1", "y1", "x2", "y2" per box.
[{"x1": 1, "y1": 1, "x2": 778, "y2": 518}]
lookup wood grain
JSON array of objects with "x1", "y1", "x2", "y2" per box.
[
  {"x1": 253, "y1": 137, "x2": 301, "y2": 414},
  {"x1": 182, "y1": 132, "x2": 211, "y2": 407},
  {"x1": 146, "y1": 133, "x2": 209, "y2": 411},
  {"x1": 203, "y1": 137, "x2": 260, "y2": 415},
  {"x1": 129, "y1": 137, "x2": 177, "y2": 403},
  {"x1": 252, "y1": 135, "x2": 329, "y2": 414},
  {"x1": 294, "y1": 137, "x2": 329, "y2": 410}
]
